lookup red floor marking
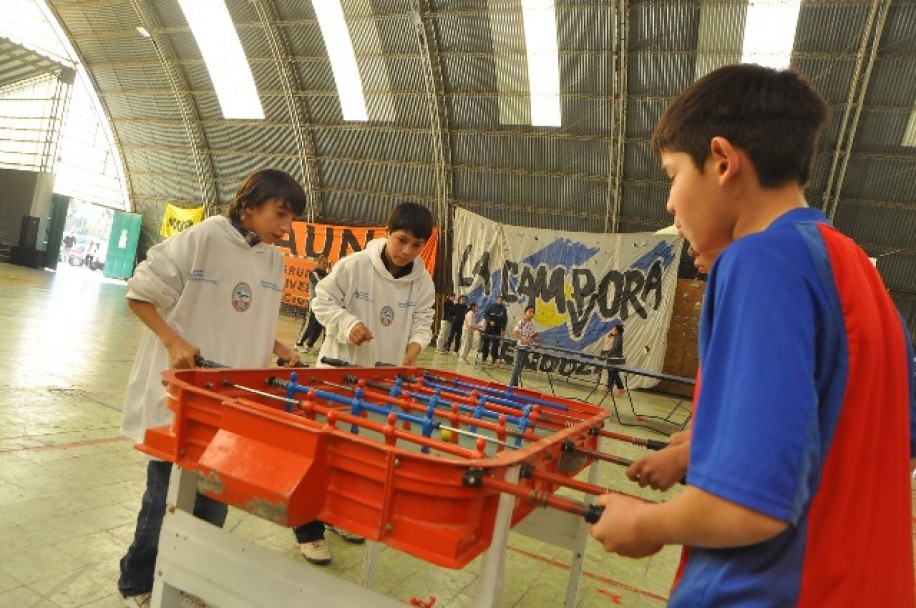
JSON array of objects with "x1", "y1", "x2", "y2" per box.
[
  {"x1": 508, "y1": 546, "x2": 668, "y2": 603},
  {"x1": 0, "y1": 436, "x2": 128, "y2": 454},
  {"x1": 596, "y1": 588, "x2": 623, "y2": 603}
]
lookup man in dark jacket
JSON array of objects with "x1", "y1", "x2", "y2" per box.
[
  {"x1": 479, "y1": 295, "x2": 508, "y2": 366},
  {"x1": 436, "y1": 294, "x2": 457, "y2": 353},
  {"x1": 445, "y1": 295, "x2": 469, "y2": 353},
  {"x1": 296, "y1": 255, "x2": 330, "y2": 352}
]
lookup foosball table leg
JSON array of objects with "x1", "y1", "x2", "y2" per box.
[
  {"x1": 151, "y1": 464, "x2": 196, "y2": 608},
  {"x1": 359, "y1": 540, "x2": 383, "y2": 588},
  {"x1": 150, "y1": 466, "x2": 405, "y2": 608},
  {"x1": 472, "y1": 465, "x2": 520, "y2": 608}
]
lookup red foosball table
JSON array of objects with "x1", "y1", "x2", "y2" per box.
[{"x1": 140, "y1": 365, "x2": 650, "y2": 607}]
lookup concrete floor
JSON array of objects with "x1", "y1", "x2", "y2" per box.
[{"x1": 0, "y1": 261, "x2": 782, "y2": 607}]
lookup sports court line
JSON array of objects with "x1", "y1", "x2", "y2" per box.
[
  {"x1": 0, "y1": 436, "x2": 128, "y2": 454},
  {"x1": 508, "y1": 545, "x2": 669, "y2": 603}
]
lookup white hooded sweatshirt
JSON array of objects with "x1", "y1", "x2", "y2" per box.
[
  {"x1": 311, "y1": 237, "x2": 434, "y2": 367},
  {"x1": 120, "y1": 216, "x2": 284, "y2": 442}
]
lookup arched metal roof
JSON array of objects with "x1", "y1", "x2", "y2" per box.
[{"x1": 22, "y1": 0, "x2": 916, "y2": 324}]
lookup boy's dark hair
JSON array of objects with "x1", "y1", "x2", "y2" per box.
[
  {"x1": 225, "y1": 169, "x2": 308, "y2": 222},
  {"x1": 387, "y1": 201, "x2": 434, "y2": 241},
  {"x1": 651, "y1": 64, "x2": 829, "y2": 188}
]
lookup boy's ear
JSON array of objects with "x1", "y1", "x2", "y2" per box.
[{"x1": 709, "y1": 136, "x2": 741, "y2": 184}]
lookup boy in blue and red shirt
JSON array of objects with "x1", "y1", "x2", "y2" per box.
[{"x1": 590, "y1": 64, "x2": 916, "y2": 606}]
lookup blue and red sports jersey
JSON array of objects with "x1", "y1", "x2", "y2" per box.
[{"x1": 670, "y1": 208, "x2": 916, "y2": 607}]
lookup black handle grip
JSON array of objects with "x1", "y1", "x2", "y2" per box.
[
  {"x1": 646, "y1": 439, "x2": 668, "y2": 451},
  {"x1": 194, "y1": 355, "x2": 227, "y2": 368},
  {"x1": 320, "y1": 357, "x2": 353, "y2": 367},
  {"x1": 584, "y1": 504, "x2": 605, "y2": 524},
  {"x1": 277, "y1": 357, "x2": 308, "y2": 368}
]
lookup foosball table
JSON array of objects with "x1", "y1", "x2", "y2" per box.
[{"x1": 141, "y1": 364, "x2": 661, "y2": 607}]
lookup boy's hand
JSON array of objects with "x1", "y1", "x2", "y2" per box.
[
  {"x1": 590, "y1": 494, "x2": 663, "y2": 558},
  {"x1": 349, "y1": 322, "x2": 374, "y2": 345},
  {"x1": 277, "y1": 351, "x2": 301, "y2": 367},
  {"x1": 167, "y1": 338, "x2": 200, "y2": 369},
  {"x1": 627, "y1": 440, "x2": 689, "y2": 491}
]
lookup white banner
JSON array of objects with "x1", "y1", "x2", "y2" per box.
[{"x1": 452, "y1": 208, "x2": 683, "y2": 388}]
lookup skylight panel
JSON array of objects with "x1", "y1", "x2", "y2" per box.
[
  {"x1": 741, "y1": 0, "x2": 802, "y2": 70},
  {"x1": 177, "y1": 0, "x2": 263, "y2": 120},
  {"x1": 312, "y1": 0, "x2": 368, "y2": 121},
  {"x1": 521, "y1": 0, "x2": 561, "y2": 127},
  {"x1": 903, "y1": 99, "x2": 916, "y2": 147}
]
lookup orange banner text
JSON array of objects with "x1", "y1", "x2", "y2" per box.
[{"x1": 277, "y1": 222, "x2": 438, "y2": 309}]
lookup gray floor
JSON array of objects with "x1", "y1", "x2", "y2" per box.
[{"x1": 0, "y1": 261, "x2": 750, "y2": 607}]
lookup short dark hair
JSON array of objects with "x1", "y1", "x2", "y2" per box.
[
  {"x1": 651, "y1": 64, "x2": 829, "y2": 188},
  {"x1": 387, "y1": 201, "x2": 434, "y2": 241},
  {"x1": 225, "y1": 169, "x2": 307, "y2": 223}
]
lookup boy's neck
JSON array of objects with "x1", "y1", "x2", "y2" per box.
[
  {"x1": 732, "y1": 181, "x2": 809, "y2": 241},
  {"x1": 381, "y1": 245, "x2": 412, "y2": 278}
]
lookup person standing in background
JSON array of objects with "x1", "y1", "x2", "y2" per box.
[
  {"x1": 445, "y1": 294, "x2": 469, "y2": 353},
  {"x1": 436, "y1": 294, "x2": 457, "y2": 353},
  {"x1": 601, "y1": 322, "x2": 625, "y2": 397},
  {"x1": 295, "y1": 255, "x2": 330, "y2": 353},
  {"x1": 479, "y1": 294, "x2": 508, "y2": 367},
  {"x1": 458, "y1": 302, "x2": 481, "y2": 363}
]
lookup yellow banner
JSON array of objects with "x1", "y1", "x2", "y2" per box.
[
  {"x1": 160, "y1": 203, "x2": 205, "y2": 238},
  {"x1": 277, "y1": 221, "x2": 438, "y2": 309}
]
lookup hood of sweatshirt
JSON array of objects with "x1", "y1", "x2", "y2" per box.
[{"x1": 364, "y1": 237, "x2": 428, "y2": 283}]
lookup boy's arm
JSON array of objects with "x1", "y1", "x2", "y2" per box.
[
  {"x1": 128, "y1": 298, "x2": 198, "y2": 369},
  {"x1": 402, "y1": 342, "x2": 423, "y2": 366},
  {"x1": 591, "y1": 486, "x2": 787, "y2": 558},
  {"x1": 311, "y1": 261, "x2": 363, "y2": 343}
]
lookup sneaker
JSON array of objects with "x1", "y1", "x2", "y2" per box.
[
  {"x1": 295, "y1": 343, "x2": 309, "y2": 353},
  {"x1": 299, "y1": 539, "x2": 331, "y2": 565},
  {"x1": 179, "y1": 592, "x2": 210, "y2": 608},
  {"x1": 327, "y1": 525, "x2": 365, "y2": 544},
  {"x1": 123, "y1": 593, "x2": 151, "y2": 608}
]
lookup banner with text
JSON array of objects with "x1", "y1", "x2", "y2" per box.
[
  {"x1": 160, "y1": 203, "x2": 204, "y2": 238},
  {"x1": 277, "y1": 221, "x2": 438, "y2": 309},
  {"x1": 452, "y1": 208, "x2": 681, "y2": 388}
]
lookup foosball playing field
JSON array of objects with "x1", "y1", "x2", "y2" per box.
[{"x1": 139, "y1": 364, "x2": 668, "y2": 571}]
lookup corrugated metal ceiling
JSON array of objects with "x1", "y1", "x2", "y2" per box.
[{"x1": 25, "y1": 0, "x2": 915, "y2": 306}]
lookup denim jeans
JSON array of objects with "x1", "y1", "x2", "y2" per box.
[
  {"x1": 118, "y1": 461, "x2": 228, "y2": 597},
  {"x1": 293, "y1": 519, "x2": 327, "y2": 543}
]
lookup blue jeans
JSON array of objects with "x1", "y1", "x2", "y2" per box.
[
  {"x1": 293, "y1": 520, "x2": 327, "y2": 543},
  {"x1": 118, "y1": 461, "x2": 228, "y2": 597}
]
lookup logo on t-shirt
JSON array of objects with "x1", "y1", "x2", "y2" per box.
[
  {"x1": 380, "y1": 305, "x2": 394, "y2": 326},
  {"x1": 232, "y1": 282, "x2": 252, "y2": 312}
]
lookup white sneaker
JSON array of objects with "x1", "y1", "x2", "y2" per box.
[
  {"x1": 123, "y1": 593, "x2": 151, "y2": 608},
  {"x1": 179, "y1": 592, "x2": 211, "y2": 608},
  {"x1": 295, "y1": 343, "x2": 308, "y2": 353},
  {"x1": 327, "y1": 525, "x2": 365, "y2": 544},
  {"x1": 299, "y1": 539, "x2": 331, "y2": 565}
]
